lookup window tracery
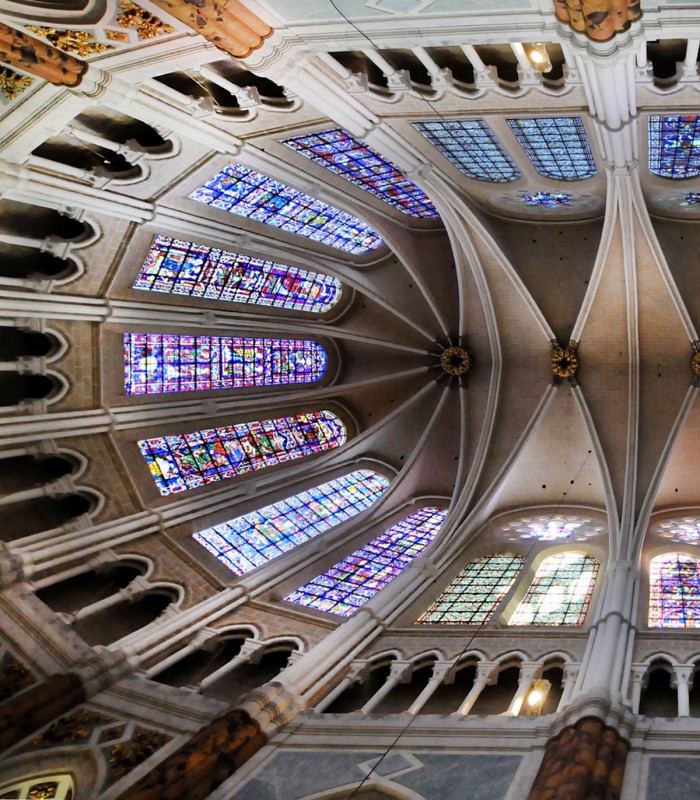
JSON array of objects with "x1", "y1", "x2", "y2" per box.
[
  {"x1": 284, "y1": 506, "x2": 447, "y2": 617},
  {"x1": 649, "y1": 553, "x2": 700, "y2": 628},
  {"x1": 193, "y1": 469, "x2": 390, "y2": 575},
  {"x1": 133, "y1": 235, "x2": 341, "y2": 312},
  {"x1": 124, "y1": 334, "x2": 327, "y2": 395},
  {"x1": 654, "y1": 517, "x2": 700, "y2": 545},
  {"x1": 523, "y1": 191, "x2": 571, "y2": 207},
  {"x1": 0, "y1": 774, "x2": 75, "y2": 800},
  {"x1": 507, "y1": 117, "x2": 596, "y2": 180},
  {"x1": 500, "y1": 515, "x2": 604, "y2": 542},
  {"x1": 138, "y1": 410, "x2": 346, "y2": 496},
  {"x1": 189, "y1": 164, "x2": 383, "y2": 254},
  {"x1": 411, "y1": 119, "x2": 520, "y2": 182},
  {"x1": 282, "y1": 128, "x2": 438, "y2": 218},
  {"x1": 649, "y1": 115, "x2": 700, "y2": 179},
  {"x1": 416, "y1": 553, "x2": 525, "y2": 625},
  {"x1": 509, "y1": 552, "x2": 599, "y2": 626}
]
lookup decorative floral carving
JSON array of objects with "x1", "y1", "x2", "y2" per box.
[
  {"x1": 25, "y1": 26, "x2": 112, "y2": 57},
  {"x1": 105, "y1": 29, "x2": 129, "y2": 42},
  {"x1": 692, "y1": 351, "x2": 700, "y2": 376},
  {"x1": 551, "y1": 341, "x2": 579, "y2": 384},
  {"x1": 440, "y1": 345, "x2": 472, "y2": 377},
  {"x1": 32, "y1": 708, "x2": 114, "y2": 747},
  {"x1": 107, "y1": 727, "x2": 171, "y2": 783},
  {"x1": 27, "y1": 783, "x2": 58, "y2": 799},
  {"x1": 0, "y1": 66, "x2": 34, "y2": 100},
  {"x1": 117, "y1": 1, "x2": 175, "y2": 39},
  {"x1": 98, "y1": 724, "x2": 126, "y2": 743}
]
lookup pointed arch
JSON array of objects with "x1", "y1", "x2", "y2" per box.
[
  {"x1": 508, "y1": 552, "x2": 599, "y2": 626},
  {"x1": 649, "y1": 553, "x2": 700, "y2": 628},
  {"x1": 284, "y1": 506, "x2": 447, "y2": 617},
  {"x1": 193, "y1": 468, "x2": 389, "y2": 575},
  {"x1": 416, "y1": 552, "x2": 525, "y2": 625}
]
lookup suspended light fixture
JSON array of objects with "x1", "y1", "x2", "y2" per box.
[
  {"x1": 529, "y1": 42, "x2": 552, "y2": 74},
  {"x1": 525, "y1": 678, "x2": 552, "y2": 715}
]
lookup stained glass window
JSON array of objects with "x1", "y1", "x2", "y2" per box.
[
  {"x1": 500, "y1": 515, "x2": 604, "y2": 542},
  {"x1": 284, "y1": 506, "x2": 447, "y2": 617},
  {"x1": 523, "y1": 191, "x2": 571, "y2": 207},
  {"x1": 649, "y1": 115, "x2": 700, "y2": 179},
  {"x1": 416, "y1": 553, "x2": 524, "y2": 625},
  {"x1": 412, "y1": 120, "x2": 520, "y2": 182},
  {"x1": 507, "y1": 117, "x2": 596, "y2": 180},
  {"x1": 282, "y1": 128, "x2": 438, "y2": 218},
  {"x1": 189, "y1": 164, "x2": 383, "y2": 254},
  {"x1": 655, "y1": 518, "x2": 700, "y2": 545},
  {"x1": 509, "y1": 552, "x2": 599, "y2": 626},
  {"x1": 193, "y1": 469, "x2": 390, "y2": 575},
  {"x1": 138, "y1": 410, "x2": 346, "y2": 496},
  {"x1": 685, "y1": 192, "x2": 700, "y2": 205},
  {"x1": 132, "y1": 235, "x2": 340, "y2": 312},
  {"x1": 649, "y1": 554, "x2": 700, "y2": 628},
  {"x1": 124, "y1": 333, "x2": 327, "y2": 395}
]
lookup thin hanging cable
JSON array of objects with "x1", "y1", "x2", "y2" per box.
[
  {"x1": 326, "y1": 0, "x2": 461, "y2": 127},
  {"x1": 344, "y1": 446, "x2": 594, "y2": 798}
]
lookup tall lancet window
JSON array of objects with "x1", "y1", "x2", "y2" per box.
[
  {"x1": 189, "y1": 164, "x2": 383, "y2": 254},
  {"x1": 509, "y1": 552, "x2": 599, "y2": 626},
  {"x1": 412, "y1": 119, "x2": 520, "y2": 182},
  {"x1": 193, "y1": 470, "x2": 390, "y2": 575},
  {"x1": 138, "y1": 410, "x2": 346, "y2": 496},
  {"x1": 416, "y1": 553, "x2": 525, "y2": 625},
  {"x1": 507, "y1": 117, "x2": 596, "y2": 180},
  {"x1": 282, "y1": 128, "x2": 438, "y2": 218},
  {"x1": 133, "y1": 235, "x2": 341, "y2": 312},
  {"x1": 124, "y1": 334, "x2": 327, "y2": 395},
  {"x1": 285, "y1": 506, "x2": 447, "y2": 617},
  {"x1": 648, "y1": 115, "x2": 700, "y2": 179},
  {"x1": 649, "y1": 553, "x2": 700, "y2": 628}
]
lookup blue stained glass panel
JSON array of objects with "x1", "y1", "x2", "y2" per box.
[
  {"x1": 124, "y1": 333, "x2": 327, "y2": 395},
  {"x1": 416, "y1": 553, "x2": 525, "y2": 625},
  {"x1": 649, "y1": 554, "x2": 700, "y2": 628},
  {"x1": 132, "y1": 235, "x2": 341, "y2": 312},
  {"x1": 193, "y1": 469, "x2": 390, "y2": 575},
  {"x1": 284, "y1": 506, "x2": 447, "y2": 617},
  {"x1": 507, "y1": 117, "x2": 596, "y2": 180},
  {"x1": 412, "y1": 119, "x2": 520, "y2": 182},
  {"x1": 189, "y1": 164, "x2": 383, "y2": 254},
  {"x1": 138, "y1": 410, "x2": 346, "y2": 496},
  {"x1": 649, "y1": 115, "x2": 700, "y2": 179},
  {"x1": 509, "y1": 552, "x2": 599, "y2": 626},
  {"x1": 523, "y1": 191, "x2": 571, "y2": 207},
  {"x1": 282, "y1": 128, "x2": 438, "y2": 218}
]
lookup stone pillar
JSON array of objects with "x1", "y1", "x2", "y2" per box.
[
  {"x1": 407, "y1": 661, "x2": 454, "y2": 715},
  {"x1": 147, "y1": 0, "x2": 272, "y2": 58},
  {"x1": 0, "y1": 23, "x2": 87, "y2": 86},
  {"x1": 360, "y1": 661, "x2": 412, "y2": 713},
  {"x1": 553, "y1": 0, "x2": 641, "y2": 41},
  {"x1": 113, "y1": 708, "x2": 267, "y2": 800},
  {"x1": 628, "y1": 666, "x2": 647, "y2": 714},
  {"x1": 197, "y1": 639, "x2": 263, "y2": 692},
  {"x1": 558, "y1": 665, "x2": 580, "y2": 710},
  {"x1": 314, "y1": 661, "x2": 369, "y2": 713},
  {"x1": 0, "y1": 648, "x2": 129, "y2": 752},
  {"x1": 527, "y1": 717, "x2": 629, "y2": 800},
  {"x1": 507, "y1": 663, "x2": 541, "y2": 716},
  {"x1": 673, "y1": 666, "x2": 693, "y2": 718},
  {"x1": 455, "y1": 662, "x2": 496, "y2": 716}
]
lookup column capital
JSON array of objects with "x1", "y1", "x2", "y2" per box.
[{"x1": 672, "y1": 665, "x2": 694, "y2": 688}]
